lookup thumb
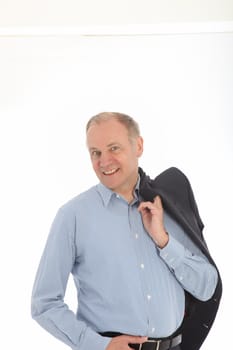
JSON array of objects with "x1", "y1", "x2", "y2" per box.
[
  {"x1": 125, "y1": 336, "x2": 148, "y2": 344},
  {"x1": 154, "y1": 195, "x2": 163, "y2": 208}
]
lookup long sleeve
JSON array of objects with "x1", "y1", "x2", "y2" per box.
[
  {"x1": 31, "y1": 207, "x2": 111, "y2": 350},
  {"x1": 159, "y1": 213, "x2": 218, "y2": 301}
]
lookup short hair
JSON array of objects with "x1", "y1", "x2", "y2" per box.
[{"x1": 86, "y1": 112, "x2": 140, "y2": 139}]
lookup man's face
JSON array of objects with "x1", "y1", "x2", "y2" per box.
[{"x1": 86, "y1": 119, "x2": 143, "y2": 198}]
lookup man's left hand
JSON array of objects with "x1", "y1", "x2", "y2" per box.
[{"x1": 138, "y1": 196, "x2": 169, "y2": 248}]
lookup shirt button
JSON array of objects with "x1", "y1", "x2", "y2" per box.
[
  {"x1": 135, "y1": 233, "x2": 139, "y2": 239},
  {"x1": 151, "y1": 327, "x2": 155, "y2": 333},
  {"x1": 140, "y1": 263, "x2": 145, "y2": 269},
  {"x1": 147, "y1": 294, "x2": 152, "y2": 300}
]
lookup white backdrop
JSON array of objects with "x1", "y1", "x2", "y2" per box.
[{"x1": 0, "y1": 29, "x2": 232, "y2": 349}]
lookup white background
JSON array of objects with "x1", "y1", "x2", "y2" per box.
[
  {"x1": 0, "y1": 25, "x2": 233, "y2": 349},
  {"x1": 0, "y1": 0, "x2": 233, "y2": 25}
]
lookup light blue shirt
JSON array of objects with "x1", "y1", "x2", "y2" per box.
[{"x1": 31, "y1": 180, "x2": 218, "y2": 350}]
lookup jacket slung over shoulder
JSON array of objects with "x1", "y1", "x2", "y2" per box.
[{"x1": 139, "y1": 167, "x2": 222, "y2": 350}]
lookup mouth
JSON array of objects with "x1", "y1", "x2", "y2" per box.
[{"x1": 102, "y1": 168, "x2": 119, "y2": 176}]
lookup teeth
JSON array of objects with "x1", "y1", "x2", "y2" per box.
[{"x1": 103, "y1": 169, "x2": 117, "y2": 175}]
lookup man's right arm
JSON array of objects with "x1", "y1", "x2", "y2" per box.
[{"x1": 31, "y1": 207, "x2": 111, "y2": 350}]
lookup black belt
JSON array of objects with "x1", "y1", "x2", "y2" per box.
[{"x1": 100, "y1": 332, "x2": 182, "y2": 350}]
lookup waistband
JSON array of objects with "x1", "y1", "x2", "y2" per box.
[{"x1": 99, "y1": 332, "x2": 182, "y2": 350}]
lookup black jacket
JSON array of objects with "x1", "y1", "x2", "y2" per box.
[{"x1": 138, "y1": 167, "x2": 222, "y2": 350}]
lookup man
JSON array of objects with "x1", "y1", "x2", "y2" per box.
[{"x1": 31, "y1": 112, "x2": 220, "y2": 350}]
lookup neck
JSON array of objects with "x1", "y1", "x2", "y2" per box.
[{"x1": 117, "y1": 174, "x2": 139, "y2": 203}]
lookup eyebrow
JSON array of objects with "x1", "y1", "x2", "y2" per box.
[
  {"x1": 107, "y1": 142, "x2": 121, "y2": 147},
  {"x1": 89, "y1": 142, "x2": 121, "y2": 151}
]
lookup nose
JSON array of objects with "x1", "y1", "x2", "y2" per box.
[{"x1": 99, "y1": 151, "x2": 113, "y2": 168}]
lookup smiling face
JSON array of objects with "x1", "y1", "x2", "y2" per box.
[{"x1": 86, "y1": 118, "x2": 143, "y2": 202}]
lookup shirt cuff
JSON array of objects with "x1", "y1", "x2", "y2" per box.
[
  {"x1": 159, "y1": 234, "x2": 185, "y2": 270},
  {"x1": 78, "y1": 327, "x2": 112, "y2": 350}
]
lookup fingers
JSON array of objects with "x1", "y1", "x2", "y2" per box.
[
  {"x1": 138, "y1": 195, "x2": 163, "y2": 212},
  {"x1": 124, "y1": 335, "x2": 148, "y2": 344},
  {"x1": 154, "y1": 195, "x2": 162, "y2": 208},
  {"x1": 106, "y1": 335, "x2": 148, "y2": 350}
]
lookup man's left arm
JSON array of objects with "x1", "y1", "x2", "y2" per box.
[
  {"x1": 159, "y1": 234, "x2": 218, "y2": 301},
  {"x1": 138, "y1": 195, "x2": 218, "y2": 301}
]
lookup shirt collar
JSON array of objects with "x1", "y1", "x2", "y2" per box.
[
  {"x1": 96, "y1": 182, "x2": 114, "y2": 207},
  {"x1": 96, "y1": 174, "x2": 141, "y2": 207}
]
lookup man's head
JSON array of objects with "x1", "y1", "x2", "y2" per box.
[
  {"x1": 86, "y1": 112, "x2": 140, "y2": 140},
  {"x1": 86, "y1": 112, "x2": 143, "y2": 201}
]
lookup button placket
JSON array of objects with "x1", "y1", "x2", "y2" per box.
[{"x1": 129, "y1": 203, "x2": 156, "y2": 333}]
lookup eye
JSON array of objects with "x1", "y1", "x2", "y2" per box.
[
  {"x1": 110, "y1": 145, "x2": 120, "y2": 152},
  {"x1": 91, "y1": 150, "x2": 101, "y2": 158}
]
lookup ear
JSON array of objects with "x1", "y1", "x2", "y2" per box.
[{"x1": 136, "y1": 136, "x2": 144, "y2": 157}]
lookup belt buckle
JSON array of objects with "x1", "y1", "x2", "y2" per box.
[{"x1": 139, "y1": 339, "x2": 161, "y2": 350}]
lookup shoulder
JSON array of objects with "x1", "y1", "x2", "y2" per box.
[
  {"x1": 155, "y1": 166, "x2": 189, "y2": 181},
  {"x1": 154, "y1": 167, "x2": 191, "y2": 190},
  {"x1": 139, "y1": 166, "x2": 192, "y2": 203},
  {"x1": 58, "y1": 185, "x2": 100, "y2": 217},
  {"x1": 139, "y1": 166, "x2": 189, "y2": 185},
  {"x1": 155, "y1": 167, "x2": 197, "y2": 210}
]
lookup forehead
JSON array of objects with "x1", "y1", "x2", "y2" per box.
[{"x1": 86, "y1": 119, "x2": 130, "y2": 148}]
